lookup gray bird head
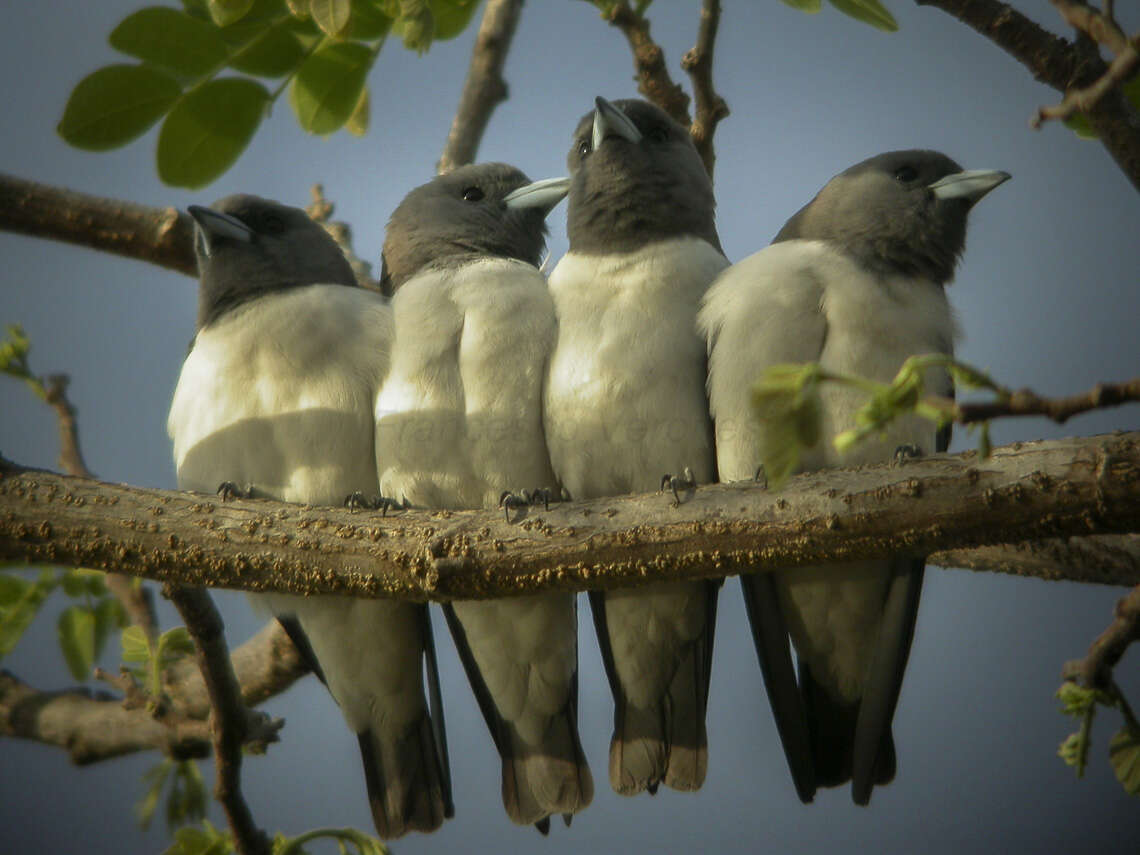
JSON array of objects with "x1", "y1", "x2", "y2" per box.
[
  {"x1": 565, "y1": 96, "x2": 721, "y2": 255},
  {"x1": 774, "y1": 150, "x2": 1010, "y2": 285},
  {"x1": 187, "y1": 194, "x2": 356, "y2": 330},
  {"x1": 379, "y1": 162, "x2": 569, "y2": 295}
]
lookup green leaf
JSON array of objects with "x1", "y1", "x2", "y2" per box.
[
  {"x1": 226, "y1": 23, "x2": 306, "y2": 76},
  {"x1": 158, "y1": 626, "x2": 197, "y2": 668},
  {"x1": 290, "y1": 41, "x2": 374, "y2": 133},
  {"x1": 287, "y1": 0, "x2": 312, "y2": 17},
  {"x1": 0, "y1": 573, "x2": 29, "y2": 608},
  {"x1": 157, "y1": 77, "x2": 269, "y2": 188},
  {"x1": 110, "y1": 8, "x2": 230, "y2": 78},
  {"x1": 138, "y1": 759, "x2": 174, "y2": 830},
  {"x1": 781, "y1": 0, "x2": 821, "y2": 11},
  {"x1": 60, "y1": 568, "x2": 89, "y2": 598},
  {"x1": 167, "y1": 760, "x2": 208, "y2": 829},
  {"x1": 346, "y1": 0, "x2": 393, "y2": 39},
  {"x1": 164, "y1": 822, "x2": 234, "y2": 855},
  {"x1": 827, "y1": 0, "x2": 897, "y2": 32},
  {"x1": 121, "y1": 624, "x2": 152, "y2": 663},
  {"x1": 92, "y1": 596, "x2": 126, "y2": 659},
  {"x1": 0, "y1": 569, "x2": 59, "y2": 658},
  {"x1": 1109, "y1": 726, "x2": 1140, "y2": 796},
  {"x1": 429, "y1": 0, "x2": 478, "y2": 41},
  {"x1": 311, "y1": 0, "x2": 351, "y2": 35},
  {"x1": 58, "y1": 64, "x2": 182, "y2": 151},
  {"x1": 346, "y1": 84, "x2": 369, "y2": 135},
  {"x1": 58, "y1": 605, "x2": 97, "y2": 680},
  {"x1": 1062, "y1": 111, "x2": 1098, "y2": 140},
  {"x1": 392, "y1": 0, "x2": 434, "y2": 52},
  {"x1": 209, "y1": 0, "x2": 256, "y2": 27}
]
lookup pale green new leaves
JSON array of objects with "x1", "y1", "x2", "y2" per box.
[
  {"x1": 749, "y1": 353, "x2": 996, "y2": 489},
  {"x1": 781, "y1": 0, "x2": 898, "y2": 32},
  {"x1": 139, "y1": 759, "x2": 208, "y2": 832},
  {"x1": 1057, "y1": 679, "x2": 1140, "y2": 798},
  {"x1": 290, "y1": 41, "x2": 375, "y2": 134}
]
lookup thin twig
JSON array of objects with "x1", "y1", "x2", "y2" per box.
[
  {"x1": 1052, "y1": 0, "x2": 1130, "y2": 54},
  {"x1": 943, "y1": 377, "x2": 1140, "y2": 425},
  {"x1": 29, "y1": 360, "x2": 163, "y2": 642},
  {"x1": 1063, "y1": 583, "x2": 1140, "y2": 691},
  {"x1": 166, "y1": 586, "x2": 271, "y2": 855},
  {"x1": 0, "y1": 172, "x2": 196, "y2": 275},
  {"x1": 602, "y1": 1, "x2": 692, "y2": 127},
  {"x1": 1032, "y1": 42, "x2": 1140, "y2": 127},
  {"x1": 305, "y1": 184, "x2": 379, "y2": 291},
  {"x1": 1032, "y1": 0, "x2": 1139, "y2": 128},
  {"x1": 680, "y1": 0, "x2": 729, "y2": 178},
  {"x1": 915, "y1": 0, "x2": 1140, "y2": 192},
  {"x1": 1, "y1": 622, "x2": 303, "y2": 764},
  {"x1": 436, "y1": 0, "x2": 525, "y2": 174}
]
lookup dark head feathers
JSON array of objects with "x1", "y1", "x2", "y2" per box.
[
  {"x1": 380, "y1": 162, "x2": 562, "y2": 296},
  {"x1": 565, "y1": 97, "x2": 721, "y2": 255},
  {"x1": 774, "y1": 150, "x2": 1009, "y2": 285},
  {"x1": 189, "y1": 194, "x2": 356, "y2": 330}
]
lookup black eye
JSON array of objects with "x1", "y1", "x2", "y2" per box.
[
  {"x1": 646, "y1": 126, "x2": 670, "y2": 144},
  {"x1": 262, "y1": 213, "x2": 285, "y2": 234},
  {"x1": 462, "y1": 186, "x2": 484, "y2": 202},
  {"x1": 894, "y1": 165, "x2": 918, "y2": 183},
  {"x1": 577, "y1": 139, "x2": 591, "y2": 158}
]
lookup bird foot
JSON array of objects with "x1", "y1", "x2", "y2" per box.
[
  {"x1": 892, "y1": 444, "x2": 924, "y2": 465},
  {"x1": 753, "y1": 464, "x2": 768, "y2": 489},
  {"x1": 660, "y1": 466, "x2": 696, "y2": 506},
  {"x1": 217, "y1": 481, "x2": 255, "y2": 501},
  {"x1": 498, "y1": 486, "x2": 560, "y2": 522},
  {"x1": 344, "y1": 492, "x2": 408, "y2": 516}
]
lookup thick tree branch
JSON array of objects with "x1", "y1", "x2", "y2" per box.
[
  {"x1": 0, "y1": 172, "x2": 196, "y2": 274},
  {"x1": 915, "y1": 0, "x2": 1140, "y2": 191},
  {"x1": 933, "y1": 534, "x2": 1140, "y2": 585},
  {"x1": 437, "y1": 0, "x2": 525, "y2": 174},
  {"x1": 167, "y1": 586, "x2": 270, "y2": 855},
  {"x1": 0, "y1": 622, "x2": 305, "y2": 764},
  {"x1": 3, "y1": 434, "x2": 1139, "y2": 599},
  {"x1": 601, "y1": 1, "x2": 692, "y2": 128},
  {"x1": 680, "y1": 0, "x2": 729, "y2": 178}
]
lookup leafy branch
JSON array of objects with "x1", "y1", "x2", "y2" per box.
[
  {"x1": 56, "y1": 0, "x2": 482, "y2": 187},
  {"x1": 751, "y1": 356, "x2": 1140, "y2": 486}
]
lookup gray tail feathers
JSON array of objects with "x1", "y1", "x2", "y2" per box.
[
  {"x1": 851, "y1": 557, "x2": 925, "y2": 805},
  {"x1": 741, "y1": 572, "x2": 816, "y2": 803},
  {"x1": 500, "y1": 713, "x2": 594, "y2": 827},
  {"x1": 799, "y1": 661, "x2": 897, "y2": 803},
  {"x1": 601, "y1": 582, "x2": 718, "y2": 795},
  {"x1": 357, "y1": 713, "x2": 451, "y2": 839}
]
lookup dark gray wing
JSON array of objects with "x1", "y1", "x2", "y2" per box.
[{"x1": 421, "y1": 604, "x2": 454, "y2": 818}]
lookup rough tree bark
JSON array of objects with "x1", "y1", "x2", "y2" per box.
[{"x1": 4, "y1": 433, "x2": 1139, "y2": 601}]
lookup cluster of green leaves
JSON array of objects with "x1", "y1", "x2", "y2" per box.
[
  {"x1": 57, "y1": 0, "x2": 480, "y2": 188},
  {"x1": 139, "y1": 758, "x2": 209, "y2": 832},
  {"x1": 750, "y1": 354, "x2": 1000, "y2": 487},
  {"x1": 162, "y1": 822, "x2": 389, "y2": 855},
  {"x1": 1063, "y1": 76, "x2": 1140, "y2": 141},
  {"x1": 0, "y1": 567, "x2": 129, "y2": 680},
  {"x1": 1057, "y1": 680, "x2": 1140, "y2": 797},
  {"x1": 781, "y1": 0, "x2": 898, "y2": 33}
]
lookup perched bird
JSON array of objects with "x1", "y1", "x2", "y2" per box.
[
  {"x1": 374, "y1": 163, "x2": 592, "y2": 831},
  {"x1": 168, "y1": 194, "x2": 452, "y2": 838},
  {"x1": 699, "y1": 150, "x2": 1009, "y2": 804},
  {"x1": 544, "y1": 97, "x2": 728, "y2": 796}
]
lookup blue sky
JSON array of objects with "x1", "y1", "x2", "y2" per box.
[{"x1": 2, "y1": 2, "x2": 1139, "y2": 853}]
